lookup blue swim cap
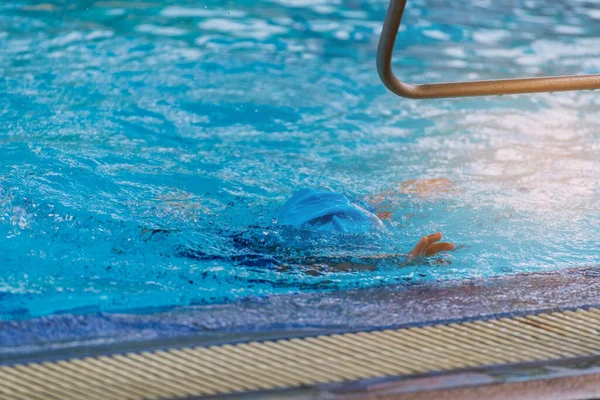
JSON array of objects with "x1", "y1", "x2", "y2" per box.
[{"x1": 276, "y1": 189, "x2": 384, "y2": 234}]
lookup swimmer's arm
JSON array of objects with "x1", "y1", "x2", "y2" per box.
[
  {"x1": 344, "y1": 232, "x2": 454, "y2": 267},
  {"x1": 357, "y1": 233, "x2": 454, "y2": 262},
  {"x1": 283, "y1": 232, "x2": 455, "y2": 273}
]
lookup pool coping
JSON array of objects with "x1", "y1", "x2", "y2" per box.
[{"x1": 3, "y1": 265, "x2": 600, "y2": 366}]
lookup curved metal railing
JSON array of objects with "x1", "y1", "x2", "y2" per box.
[{"x1": 377, "y1": 0, "x2": 600, "y2": 99}]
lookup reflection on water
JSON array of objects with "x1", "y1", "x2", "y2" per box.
[{"x1": 1, "y1": 0, "x2": 600, "y2": 319}]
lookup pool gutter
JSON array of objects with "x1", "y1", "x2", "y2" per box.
[{"x1": 4, "y1": 306, "x2": 600, "y2": 399}]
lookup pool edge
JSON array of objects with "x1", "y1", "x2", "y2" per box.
[{"x1": 4, "y1": 307, "x2": 600, "y2": 399}]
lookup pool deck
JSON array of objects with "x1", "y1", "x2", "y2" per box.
[
  {"x1": 235, "y1": 356, "x2": 600, "y2": 400},
  {"x1": 389, "y1": 372, "x2": 600, "y2": 400}
]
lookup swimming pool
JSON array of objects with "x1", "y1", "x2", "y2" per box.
[{"x1": 1, "y1": 0, "x2": 600, "y2": 337}]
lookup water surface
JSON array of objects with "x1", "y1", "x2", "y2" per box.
[{"x1": 1, "y1": 0, "x2": 600, "y2": 320}]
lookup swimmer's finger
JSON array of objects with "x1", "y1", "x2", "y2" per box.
[
  {"x1": 408, "y1": 236, "x2": 429, "y2": 258},
  {"x1": 424, "y1": 242, "x2": 455, "y2": 257},
  {"x1": 426, "y1": 232, "x2": 443, "y2": 244}
]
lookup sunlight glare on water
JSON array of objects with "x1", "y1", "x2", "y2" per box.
[{"x1": 1, "y1": 0, "x2": 600, "y2": 319}]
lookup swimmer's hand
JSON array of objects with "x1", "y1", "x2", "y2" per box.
[{"x1": 408, "y1": 232, "x2": 455, "y2": 260}]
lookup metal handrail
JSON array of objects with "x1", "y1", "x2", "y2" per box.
[{"x1": 377, "y1": 0, "x2": 600, "y2": 99}]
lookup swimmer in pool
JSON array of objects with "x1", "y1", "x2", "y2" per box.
[
  {"x1": 177, "y1": 179, "x2": 455, "y2": 272},
  {"x1": 275, "y1": 180, "x2": 455, "y2": 271}
]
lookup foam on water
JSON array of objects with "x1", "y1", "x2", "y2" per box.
[{"x1": 1, "y1": 0, "x2": 600, "y2": 320}]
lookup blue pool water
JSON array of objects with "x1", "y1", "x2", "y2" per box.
[{"x1": 2, "y1": 0, "x2": 600, "y2": 321}]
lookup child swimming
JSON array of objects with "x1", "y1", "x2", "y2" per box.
[
  {"x1": 275, "y1": 184, "x2": 455, "y2": 271},
  {"x1": 179, "y1": 181, "x2": 455, "y2": 273}
]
